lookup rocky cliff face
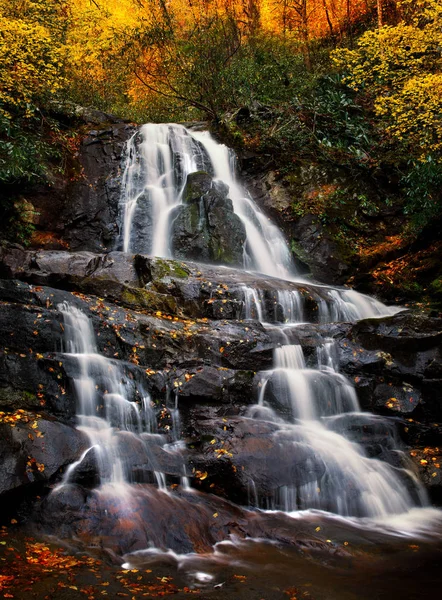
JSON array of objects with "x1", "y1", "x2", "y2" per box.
[
  {"x1": 1, "y1": 124, "x2": 441, "y2": 558},
  {"x1": 0, "y1": 246, "x2": 441, "y2": 522},
  {"x1": 21, "y1": 124, "x2": 134, "y2": 253}
]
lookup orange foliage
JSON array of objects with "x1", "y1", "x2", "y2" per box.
[{"x1": 369, "y1": 241, "x2": 442, "y2": 290}]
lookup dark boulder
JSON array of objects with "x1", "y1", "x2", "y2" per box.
[
  {"x1": 171, "y1": 172, "x2": 246, "y2": 266},
  {"x1": 184, "y1": 412, "x2": 325, "y2": 508},
  {"x1": 0, "y1": 415, "x2": 88, "y2": 497}
]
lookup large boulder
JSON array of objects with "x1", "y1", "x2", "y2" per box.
[
  {"x1": 0, "y1": 414, "x2": 88, "y2": 497},
  {"x1": 171, "y1": 172, "x2": 246, "y2": 265}
]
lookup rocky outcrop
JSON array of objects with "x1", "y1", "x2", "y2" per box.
[
  {"x1": 0, "y1": 245, "x2": 352, "y2": 322},
  {"x1": 22, "y1": 124, "x2": 135, "y2": 253},
  {"x1": 171, "y1": 172, "x2": 247, "y2": 265},
  {"x1": 0, "y1": 247, "x2": 440, "y2": 509},
  {"x1": 0, "y1": 417, "x2": 87, "y2": 497},
  {"x1": 36, "y1": 482, "x2": 366, "y2": 557}
]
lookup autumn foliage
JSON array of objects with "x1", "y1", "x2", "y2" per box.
[{"x1": 0, "y1": 0, "x2": 441, "y2": 235}]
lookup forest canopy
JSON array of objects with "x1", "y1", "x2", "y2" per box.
[{"x1": 0, "y1": 0, "x2": 441, "y2": 232}]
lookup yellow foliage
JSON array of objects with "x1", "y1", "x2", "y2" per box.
[
  {"x1": 332, "y1": 0, "x2": 442, "y2": 158},
  {"x1": 332, "y1": 23, "x2": 440, "y2": 92},
  {"x1": 376, "y1": 74, "x2": 442, "y2": 158},
  {"x1": 0, "y1": 15, "x2": 64, "y2": 112}
]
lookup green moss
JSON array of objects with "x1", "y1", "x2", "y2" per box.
[
  {"x1": 397, "y1": 281, "x2": 424, "y2": 298},
  {"x1": 120, "y1": 286, "x2": 177, "y2": 314},
  {"x1": 0, "y1": 388, "x2": 37, "y2": 408},
  {"x1": 429, "y1": 277, "x2": 442, "y2": 298},
  {"x1": 183, "y1": 171, "x2": 210, "y2": 204},
  {"x1": 189, "y1": 201, "x2": 200, "y2": 231},
  {"x1": 152, "y1": 258, "x2": 190, "y2": 280},
  {"x1": 290, "y1": 239, "x2": 310, "y2": 264},
  {"x1": 331, "y1": 230, "x2": 358, "y2": 263}
]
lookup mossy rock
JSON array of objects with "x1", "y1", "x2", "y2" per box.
[
  {"x1": 0, "y1": 388, "x2": 37, "y2": 410},
  {"x1": 150, "y1": 258, "x2": 190, "y2": 280},
  {"x1": 183, "y1": 171, "x2": 212, "y2": 204},
  {"x1": 120, "y1": 286, "x2": 179, "y2": 314},
  {"x1": 430, "y1": 277, "x2": 442, "y2": 298}
]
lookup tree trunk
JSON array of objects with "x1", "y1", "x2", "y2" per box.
[
  {"x1": 242, "y1": 0, "x2": 261, "y2": 35},
  {"x1": 321, "y1": 0, "x2": 335, "y2": 40},
  {"x1": 346, "y1": 0, "x2": 353, "y2": 46},
  {"x1": 300, "y1": 0, "x2": 311, "y2": 70},
  {"x1": 377, "y1": 0, "x2": 383, "y2": 28}
]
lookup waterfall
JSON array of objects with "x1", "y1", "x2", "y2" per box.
[
  {"x1": 190, "y1": 130, "x2": 294, "y2": 279},
  {"x1": 251, "y1": 340, "x2": 427, "y2": 516},
  {"x1": 49, "y1": 122, "x2": 435, "y2": 537},
  {"x1": 56, "y1": 302, "x2": 187, "y2": 492},
  {"x1": 115, "y1": 122, "x2": 428, "y2": 519},
  {"x1": 120, "y1": 124, "x2": 209, "y2": 256},
  {"x1": 120, "y1": 123, "x2": 400, "y2": 323},
  {"x1": 120, "y1": 123, "x2": 293, "y2": 277}
]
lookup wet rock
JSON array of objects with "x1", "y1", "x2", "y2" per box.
[
  {"x1": 127, "y1": 192, "x2": 155, "y2": 254},
  {"x1": 0, "y1": 416, "x2": 88, "y2": 497},
  {"x1": 184, "y1": 414, "x2": 325, "y2": 508},
  {"x1": 0, "y1": 248, "x2": 331, "y2": 321},
  {"x1": 38, "y1": 483, "x2": 355, "y2": 556},
  {"x1": 290, "y1": 215, "x2": 350, "y2": 285},
  {"x1": 351, "y1": 313, "x2": 442, "y2": 355},
  {"x1": 171, "y1": 172, "x2": 246, "y2": 265},
  {"x1": 38, "y1": 484, "x2": 250, "y2": 554},
  {"x1": 341, "y1": 313, "x2": 442, "y2": 420},
  {"x1": 371, "y1": 382, "x2": 422, "y2": 415},
  {"x1": 62, "y1": 125, "x2": 135, "y2": 252},
  {"x1": 409, "y1": 448, "x2": 442, "y2": 504},
  {"x1": 165, "y1": 366, "x2": 256, "y2": 405},
  {"x1": 0, "y1": 354, "x2": 77, "y2": 421}
]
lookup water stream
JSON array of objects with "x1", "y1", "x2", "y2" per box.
[
  {"x1": 49, "y1": 123, "x2": 442, "y2": 588},
  {"x1": 55, "y1": 302, "x2": 188, "y2": 494}
]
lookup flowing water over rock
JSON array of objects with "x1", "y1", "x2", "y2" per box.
[
  {"x1": 54, "y1": 302, "x2": 189, "y2": 493},
  {"x1": 120, "y1": 124, "x2": 295, "y2": 277},
  {"x1": 58, "y1": 124, "x2": 437, "y2": 535},
  {"x1": 119, "y1": 123, "x2": 399, "y2": 322},
  {"x1": 2, "y1": 123, "x2": 441, "y2": 596}
]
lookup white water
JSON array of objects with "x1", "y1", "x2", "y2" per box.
[
  {"x1": 119, "y1": 123, "x2": 400, "y2": 323},
  {"x1": 48, "y1": 122, "x2": 441, "y2": 562},
  {"x1": 56, "y1": 302, "x2": 187, "y2": 492},
  {"x1": 250, "y1": 340, "x2": 427, "y2": 516},
  {"x1": 120, "y1": 123, "x2": 208, "y2": 256},
  {"x1": 120, "y1": 123, "x2": 292, "y2": 277},
  {"x1": 191, "y1": 130, "x2": 294, "y2": 279}
]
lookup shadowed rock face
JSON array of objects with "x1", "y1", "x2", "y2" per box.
[
  {"x1": 171, "y1": 172, "x2": 247, "y2": 266},
  {"x1": 62, "y1": 125, "x2": 136, "y2": 252}
]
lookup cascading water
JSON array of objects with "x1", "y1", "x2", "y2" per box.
[
  {"x1": 190, "y1": 130, "x2": 294, "y2": 279},
  {"x1": 44, "y1": 122, "x2": 442, "y2": 582},
  {"x1": 120, "y1": 123, "x2": 209, "y2": 256},
  {"x1": 120, "y1": 123, "x2": 293, "y2": 277},
  {"x1": 251, "y1": 340, "x2": 427, "y2": 516},
  {"x1": 120, "y1": 123, "x2": 399, "y2": 323},
  {"x1": 116, "y1": 123, "x2": 427, "y2": 521},
  {"x1": 55, "y1": 302, "x2": 188, "y2": 493}
]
